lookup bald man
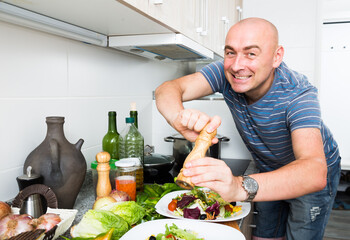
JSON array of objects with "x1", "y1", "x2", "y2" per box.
[{"x1": 155, "y1": 18, "x2": 340, "y2": 239}]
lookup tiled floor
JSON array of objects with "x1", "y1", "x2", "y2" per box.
[{"x1": 323, "y1": 190, "x2": 350, "y2": 240}]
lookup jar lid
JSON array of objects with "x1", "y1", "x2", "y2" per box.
[
  {"x1": 115, "y1": 159, "x2": 137, "y2": 168},
  {"x1": 91, "y1": 159, "x2": 117, "y2": 170},
  {"x1": 118, "y1": 157, "x2": 141, "y2": 166}
]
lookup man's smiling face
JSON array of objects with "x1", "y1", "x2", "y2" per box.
[{"x1": 223, "y1": 18, "x2": 283, "y2": 104}]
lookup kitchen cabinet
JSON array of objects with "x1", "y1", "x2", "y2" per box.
[
  {"x1": 1, "y1": 0, "x2": 241, "y2": 59},
  {"x1": 2, "y1": 0, "x2": 172, "y2": 36},
  {"x1": 119, "y1": 0, "x2": 242, "y2": 57}
]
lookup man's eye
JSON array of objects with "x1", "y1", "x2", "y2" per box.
[{"x1": 248, "y1": 52, "x2": 256, "y2": 57}]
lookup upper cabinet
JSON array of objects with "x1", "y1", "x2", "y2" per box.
[
  {"x1": 2, "y1": 0, "x2": 172, "y2": 36},
  {"x1": 1, "y1": 0, "x2": 242, "y2": 59},
  {"x1": 118, "y1": 0, "x2": 242, "y2": 57}
]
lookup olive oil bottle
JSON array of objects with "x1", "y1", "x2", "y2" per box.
[
  {"x1": 102, "y1": 111, "x2": 119, "y2": 160},
  {"x1": 129, "y1": 102, "x2": 138, "y2": 128}
]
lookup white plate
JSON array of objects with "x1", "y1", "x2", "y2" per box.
[
  {"x1": 119, "y1": 219, "x2": 245, "y2": 240},
  {"x1": 155, "y1": 190, "x2": 251, "y2": 222}
]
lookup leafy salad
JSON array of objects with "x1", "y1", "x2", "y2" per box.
[
  {"x1": 148, "y1": 223, "x2": 204, "y2": 240},
  {"x1": 64, "y1": 183, "x2": 183, "y2": 240},
  {"x1": 168, "y1": 188, "x2": 242, "y2": 220}
]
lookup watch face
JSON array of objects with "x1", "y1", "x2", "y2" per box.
[{"x1": 244, "y1": 177, "x2": 258, "y2": 193}]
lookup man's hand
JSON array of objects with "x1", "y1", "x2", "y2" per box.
[
  {"x1": 171, "y1": 109, "x2": 221, "y2": 144},
  {"x1": 182, "y1": 157, "x2": 247, "y2": 202}
]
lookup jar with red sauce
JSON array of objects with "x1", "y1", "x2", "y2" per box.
[{"x1": 115, "y1": 159, "x2": 137, "y2": 201}]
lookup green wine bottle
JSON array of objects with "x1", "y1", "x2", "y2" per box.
[
  {"x1": 130, "y1": 102, "x2": 138, "y2": 129},
  {"x1": 102, "y1": 111, "x2": 119, "y2": 160}
]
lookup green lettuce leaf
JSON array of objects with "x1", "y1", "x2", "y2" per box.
[
  {"x1": 104, "y1": 201, "x2": 146, "y2": 226},
  {"x1": 70, "y1": 210, "x2": 129, "y2": 240}
]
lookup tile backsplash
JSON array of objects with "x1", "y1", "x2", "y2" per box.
[{"x1": 0, "y1": 21, "x2": 189, "y2": 201}]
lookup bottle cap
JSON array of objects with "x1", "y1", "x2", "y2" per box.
[
  {"x1": 108, "y1": 111, "x2": 116, "y2": 116},
  {"x1": 125, "y1": 117, "x2": 135, "y2": 123}
]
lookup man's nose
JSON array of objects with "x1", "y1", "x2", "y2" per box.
[{"x1": 231, "y1": 55, "x2": 245, "y2": 71}]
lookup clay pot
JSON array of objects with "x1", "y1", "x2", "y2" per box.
[{"x1": 24, "y1": 116, "x2": 86, "y2": 209}]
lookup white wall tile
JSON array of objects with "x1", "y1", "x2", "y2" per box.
[
  {"x1": 0, "y1": 23, "x2": 68, "y2": 97},
  {"x1": 0, "y1": 20, "x2": 188, "y2": 201}
]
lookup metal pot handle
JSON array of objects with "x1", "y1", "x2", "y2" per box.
[
  {"x1": 219, "y1": 136, "x2": 230, "y2": 142},
  {"x1": 164, "y1": 136, "x2": 175, "y2": 142}
]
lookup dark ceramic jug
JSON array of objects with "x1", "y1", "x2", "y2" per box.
[{"x1": 24, "y1": 116, "x2": 86, "y2": 209}]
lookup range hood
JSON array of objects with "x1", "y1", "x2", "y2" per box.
[{"x1": 108, "y1": 33, "x2": 214, "y2": 62}]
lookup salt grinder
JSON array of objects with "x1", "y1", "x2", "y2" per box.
[{"x1": 16, "y1": 166, "x2": 44, "y2": 218}]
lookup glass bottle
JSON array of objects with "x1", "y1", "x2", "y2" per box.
[
  {"x1": 119, "y1": 117, "x2": 144, "y2": 191},
  {"x1": 102, "y1": 111, "x2": 119, "y2": 160},
  {"x1": 129, "y1": 102, "x2": 138, "y2": 129}
]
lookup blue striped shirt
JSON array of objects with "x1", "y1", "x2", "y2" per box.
[{"x1": 200, "y1": 61, "x2": 340, "y2": 171}]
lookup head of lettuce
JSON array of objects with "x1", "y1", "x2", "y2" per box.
[{"x1": 70, "y1": 210, "x2": 129, "y2": 240}]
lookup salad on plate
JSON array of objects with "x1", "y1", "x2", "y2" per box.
[
  {"x1": 167, "y1": 188, "x2": 242, "y2": 221},
  {"x1": 148, "y1": 223, "x2": 204, "y2": 240}
]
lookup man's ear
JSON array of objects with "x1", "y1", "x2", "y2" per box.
[{"x1": 273, "y1": 45, "x2": 284, "y2": 68}]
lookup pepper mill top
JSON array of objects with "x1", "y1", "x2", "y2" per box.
[
  {"x1": 96, "y1": 151, "x2": 112, "y2": 199},
  {"x1": 96, "y1": 152, "x2": 111, "y2": 164}
]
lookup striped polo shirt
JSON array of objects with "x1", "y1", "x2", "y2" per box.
[{"x1": 200, "y1": 60, "x2": 340, "y2": 172}]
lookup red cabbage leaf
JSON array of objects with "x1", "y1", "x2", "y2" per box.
[
  {"x1": 183, "y1": 207, "x2": 201, "y2": 219},
  {"x1": 177, "y1": 195, "x2": 196, "y2": 208}
]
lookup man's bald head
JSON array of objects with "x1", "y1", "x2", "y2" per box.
[{"x1": 227, "y1": 17, "x2": 279, "y2": 50}]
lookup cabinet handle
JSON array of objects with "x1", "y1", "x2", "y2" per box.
[
  {"x1": 221, "y1": 16, "x2": 229, "y2": 50},
  {"x1": 152, "y1": 0, "x2": 163, "y2": 4},
  {"x1": 196, "y1": 0, "x2": 208, "y2": 36},
  {"x1": 236, "y1": 6, "x2": 242, "y2": 21},
  {"x1": 249, "y1": 224, "x2": 257, "y2": 228}
]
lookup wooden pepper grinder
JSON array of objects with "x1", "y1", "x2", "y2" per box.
[
  {"x1": 176, "y1": 124, "x2": 217, "y2": 189},
  {"x1": 96, "y1": 151, "x2": 112, "y2": 199}
]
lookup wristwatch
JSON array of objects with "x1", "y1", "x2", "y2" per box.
[{"x1": 242, "y1": 175, "x2": 259, "y2": 202}]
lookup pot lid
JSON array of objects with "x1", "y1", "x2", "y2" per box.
[{"x1": 144, "y1": 153, "x2": 175, "y2": 166}]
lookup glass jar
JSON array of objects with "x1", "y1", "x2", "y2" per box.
[
  {"x1": 115, "y1": 160, "x2": 137, "y2": 201},
  {"x1": 119, "y1": 157, "x2": 143, "y2": 192},
  {"x1": 91, "y1": 159, "x2": 117, "y2": 197}
]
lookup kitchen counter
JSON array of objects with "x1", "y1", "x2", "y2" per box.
[
  {"x1": 58, "y1": 160, "x2": 257, "y2": 239},
  {"x1": 58, "y1": 170, "x2": 95, "y2": 239}
]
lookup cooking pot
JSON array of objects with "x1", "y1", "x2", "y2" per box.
[
  {"x1": 164, "y1": 134, "x2": 230, "y2": 174},
  {"x1": 144, "y1": 153, "x2": 175, "y2": 176}
]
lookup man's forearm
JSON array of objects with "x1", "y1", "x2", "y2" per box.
[
  {"x1": 155, "y1": 81, "x2": 184, "y2": 127},
  {"x1": 251, "y1": 157, "x2": 327, "y2": 201}
]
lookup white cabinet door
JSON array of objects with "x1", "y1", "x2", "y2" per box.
[
  {"x1": 198, "y1": 0, "x2": 239, "y2": 57},
  {"x1": 320, "y1": 23, "x2": 350, "y2": 170},
  {"x1": 3, "y1": 0, "x2": 172, "y2": 35},
  {"x1": 120, "y1": 0, "x2": 240, "y2": 57},
  {"x1": 209, "y1": 0, "x2": 241, "y2": 57}
]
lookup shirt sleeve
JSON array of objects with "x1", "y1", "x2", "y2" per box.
[
  {"x1": 199, "y1": 60, "x2": 225, "y2": 93},
  {"x1": 286, "y1": 87, "x2": 322, "y2": 132}
]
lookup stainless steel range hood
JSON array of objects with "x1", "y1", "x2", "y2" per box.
[{"x1": 108, "y1": 33, "x2": 214, "y2": 62}]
